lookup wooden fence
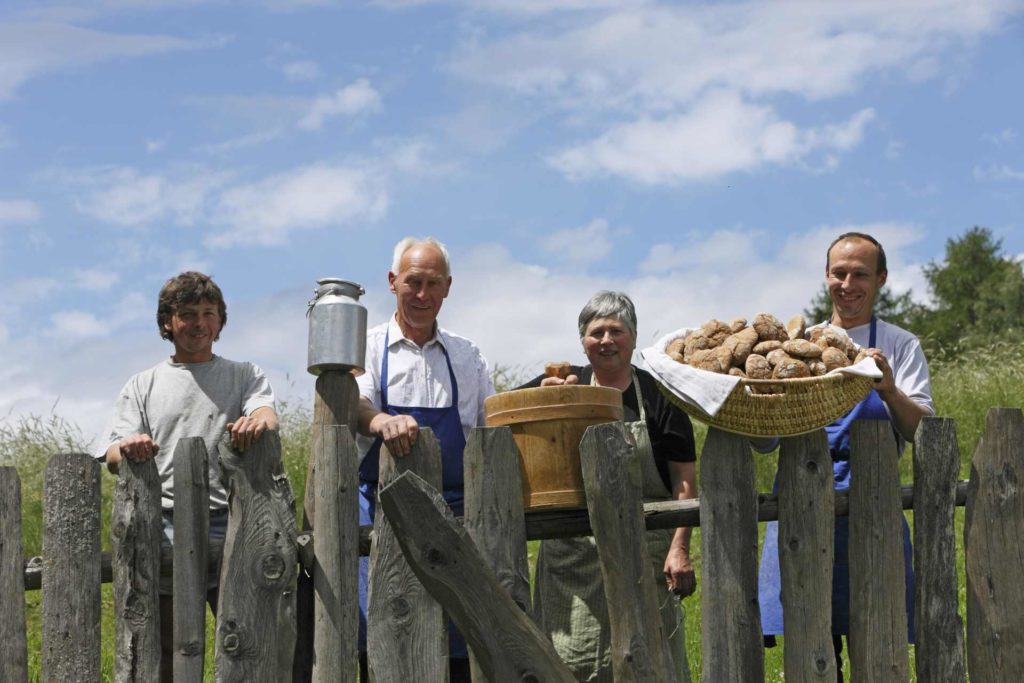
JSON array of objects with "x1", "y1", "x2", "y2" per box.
[{"x1": 2, "y1": 402, "x2": 1023, "y2": 681}]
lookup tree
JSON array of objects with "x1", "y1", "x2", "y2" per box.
[{"x1": 919, "y1": 226, "x2": 1024, "y2": 353}]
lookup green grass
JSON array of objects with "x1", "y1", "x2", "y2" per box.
[{"x1": 4, "y1": 341, "x2": 1023, "y2": 680}]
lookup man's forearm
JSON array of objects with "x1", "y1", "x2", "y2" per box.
[
  {"x1": 879, "y1": 387, "x2": 930, "y2": 443},
  {"x1": 251, "y1": 405, "x2": 279, "y2": 430}
]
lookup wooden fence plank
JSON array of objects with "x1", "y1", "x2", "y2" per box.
[
  {"x1": 699, "y1": 428, "x2": 763, "y2": 682},
  {"x1": 965, "y1": 407, "x2": 1024, "y2": 680},
  {"x1": 41, "y1": 453, "x2": 101, "y2": 682},
  {"x1": 914, "y1": 417, "x2": 966, "y2": 682},
  {"x1": 379, "y1": 471, "x2": 574, "y2": 682},
  {"x1": 172, "y1": 437, "x2": 210, "y2": 682},
  {"x1": 777, "y1": 430, "x2": 836, "y2": 682},
  {"x1": 215, "y1": 431, "x2": 298, "y2": 682},
  {"x1": 580, "y1": 421, "x2": 676, "y2": 682},
  {"x1": 296, "y1": 372, "x2": 360, "y2": 682},
  {"x1": 0, "y1": 467, "x2": 28, "y2": 683},
  {"x1": 112, "y1": 455, "x2": 162, "y2": 682},
  {"x1": 312, "y1": 424, "x2": 359, "y2": 683},
  {"x1": 463, "y1": 426, "x2": 531, "y2": 681},
  {"x1": 848, "y1": 420, "x2": 909, "y2": 682},
  {"x1": 367, "y1": 429, "x2": 447, "y2": 682}
]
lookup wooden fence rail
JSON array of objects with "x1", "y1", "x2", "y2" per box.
[{"x1": 4, "y1": 407, "x2": 1024, "y2": 682}]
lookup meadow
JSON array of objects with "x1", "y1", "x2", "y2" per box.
[{"x1": 3, "y1": 341, "x2": 1021, "y2": 681}]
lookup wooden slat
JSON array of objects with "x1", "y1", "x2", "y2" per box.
[
  {"x1": 41, "y1": 453, "x2": 101, "y2": 682},
  {"x1": 580, "y1": 421, "x2": 676, "y2": 682},
  {"x1": 848, "y1": 420, "x2": 909, "y2": 681},
  {"x1": 966, "y1": 408, "x2": 1024, "y2": 680},
  {"x1": 112, "y1": 454, "x2": 162, "y2": 683},
  {"x1": 379, "y1": 470, "x2": 574, "y2": 682},
  {"x1": 367, "y1": 429, "x2": 446, "y2": 681},
  {"x1": 777, "y1": 430, "x2": 836, "y2": 682},
  {"x1": 172, "y1": 437, "x2": 210, "y2": 682},
  {"x1": 312, "y1": 425, "x2": 359, "y2": 683},
  {"x1": 0, "y1": 467, "x2": 28, "y2": 683},
  {"x1": 463, "y1": 426, "x2": 532, "y2": 680},
  {"x1": 914, "y1": 417, "x2": 966, "y2": 682},
  {"x1": 215, "y1": 432, "x2": 298, "y2": 682},
  {"x1": 295, "y1": 371, "x2": 360, "y2": 683},
  {"x1": 699, "y1": 428, "x2": 763, "y2": 681}
]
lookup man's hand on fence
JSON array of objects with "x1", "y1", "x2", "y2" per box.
[
  {"x1": 664, "y1": 545, "x2": 696, "y2": 598},
  {"x1": 118, "y1": 434, "x2": 160, "y2": 463},
  {"x1": 227, "y1": 414, "x2": 271, "y2": 452},
  {"x1": 373, "y1": 414, "x2": 420, "y2": 457}
]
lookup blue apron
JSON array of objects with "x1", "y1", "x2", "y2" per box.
[
  {"x1": 357, "y1": 328, "x2": 469, "y2": 657},
  {"x1": 759, "y1": 318, "x2": 915, "y2": 639}
]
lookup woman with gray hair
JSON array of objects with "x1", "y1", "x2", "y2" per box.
[{"x1": 520, "y1": 290, "x2": 697, "y2": 682}]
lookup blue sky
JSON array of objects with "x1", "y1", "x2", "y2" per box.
[{"x1": 1, "y1": 0, "x2": 1022, "y2": 443}]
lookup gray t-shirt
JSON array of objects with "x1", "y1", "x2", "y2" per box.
[{"x1": 99, "y1": 355, "x2": 275, "y2": 510}]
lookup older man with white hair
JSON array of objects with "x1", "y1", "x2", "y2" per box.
[{"x1": 355, "y1": 236, "x2": 495, "y2": 682}]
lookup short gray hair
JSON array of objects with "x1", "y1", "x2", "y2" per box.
[
  {"x1": 578, "y1": 291, "x2": 637, "y2": 340},
  {"x1": 391, "y1": 236, "x2": 451, "y2": 277}
]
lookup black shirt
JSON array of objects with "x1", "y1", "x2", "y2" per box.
[{"x1": 520, "y1": 365, "x2": 696, "y2": 491}]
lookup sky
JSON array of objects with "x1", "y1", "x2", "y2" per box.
[{"x1": 1, "y1": 0, "x2": 1022, "y2": 446}]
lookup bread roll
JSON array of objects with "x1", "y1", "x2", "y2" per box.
[
  {"x1": 773, "y1": 358, "x2": 811, "y2": 379},
  {"x1": 723, "y1": 327, "x2": 759, "y2": 366},
  {"x1": 783, "y1": 339, "x2": 823, "y2": 359},
  {"x1": 753, "y1": 313, "x2": 789, "y2": 342},
  {"x1": 786, "y1": 314, "x2": 807, "y2": 341}
]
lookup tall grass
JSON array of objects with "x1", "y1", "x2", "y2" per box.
[{"x1": 5, "y1": 340, "x2": 1023, "y2": 680}]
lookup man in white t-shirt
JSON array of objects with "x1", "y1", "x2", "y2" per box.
[
  {"x1": 100, "y1": 271, "x2": 278, "y2": 682},
  {"x1": 354, "y1": 237, "x2": 494, "y2": 682},
  {"x1": 759, "y1": 233, "x2": 934, "y2": 682}
]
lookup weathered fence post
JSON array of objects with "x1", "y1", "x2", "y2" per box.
[
  {"x1": 580, "y1": 421, "x2": 676, "y2": 682},
  {"x1": 777, "y1": 429, "x2": 836, "y2": 682},
  {"x1": 215, "y1": 431, "x2": 298, "y2": 681},
  {"x1": 41, "y1": 453, "x2": 101, "y2": 682},
  {"x1": 848, "y1": 420, "x2": 909, "y2": 681},
  {"x1": 296, "y1": 371, "x2": 360, "y2": 682},
  {"x1": 312, "y1": 424, "x2": 359, "y2": 683},
  {"x1": 965, "y1": 407, "x2": 1024, "y2": 680},
  {"x1": 112, "y1": 455, "x2": 162, "y2": 682},
  {"x1": 379, "y1": 470, "x2": 574, "y2": 682},
  {"x1": 172, "y1": 437, "x2": 210, "y2": 681},
  {"x1": 914, "y1": 417, "x2": 966, "y2": 682},
  {"x1": 463, "y1": 426, "x2": 531, "y2": 680},
  {"x1": 367, "y1": 429, "x2": 447, "y2": 681},
  {"x1": 0, "y1": 467, "x2": 28, "y2": 683},
  {"x1": 699, "y1": 428, "x2": 763, "y2": 682}
]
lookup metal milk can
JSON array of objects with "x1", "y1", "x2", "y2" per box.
[{"x1": 307, "y1": 278, "x2": 367, "y2": 375}]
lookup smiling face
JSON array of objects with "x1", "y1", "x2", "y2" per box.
[
  {"x1": 826, "y1": 237, "x2": 887, "y2": 329},
  {"x1": 164, "y1": 299, "x2": 222, "y2": 363},
  {"x1": 582, "y1": 316, "x2": 635, "y2": 376},
  {"x1": 389, "y1": 243, "x2": 452, "y2": 346}
]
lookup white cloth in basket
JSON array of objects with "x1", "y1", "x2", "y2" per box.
[{"x1": 640, "y1": 327, "x2": 883, "y2": 418}]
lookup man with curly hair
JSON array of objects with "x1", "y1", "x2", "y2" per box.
[{"x1": 99, "y1": 271, "x2": 278, "y2": 681}]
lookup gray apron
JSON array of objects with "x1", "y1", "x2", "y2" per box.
[{"x1": 533, "y1": 370, "x2": 691, "y2": 682}]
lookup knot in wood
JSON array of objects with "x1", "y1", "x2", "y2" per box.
[
  {"x1": 261, "y1": 553, "x2": 286, "y2": 581},
  {"x1": 805, "y1": 459, "x2": 818, "y2": 474},
  {"x1": 124, "y1": 593, "x2": 150, "y2": 626},
  {"x1": 223, "y1": 633, "x2": 240, "y2": 653},
  {"x1": 815, "y1": 657, "x2": 828, "y2": 673},
  {"x1": 521, "y1": 675, "x2": 539, "y2": 683},
  {"x1": 424, "y1": 545, "x2": 445, "y2": 567},
  {"x1": 787, "y1": 537, "x2": 800, "y2": 552},
  {"x1": 180, "y1": 640, "x2": 203, "y2": 657}
]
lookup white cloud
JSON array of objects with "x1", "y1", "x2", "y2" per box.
[
  {"x1": 146, "y1": 137, "x2": 167, "y2": 153},
  {"x1": 72, "y1": 268, "x2": 119, "y2": 291},
  {"x1": 209, "y1": 163, "x2": 389, "y2": 247},
  {"x1": 0, "y1": 20, "x2": 223, "y2": 100},
  {"x1": 66, "y1": 166, "x2": 232, "y2": 227},
  {"x1": 973, "y1": 163, "x2": 1024, "y2": 182},
  {"x1": 549, "y1": 92, "x2": 874, "y2": 184},
  {"x1": 297, "y1": 79, "x2": 382, "y2": 130},
  {"x1": 282, "y1": 60, "x2": 321, "y2": 82},
  {"x1": 0, "y1": 199, "x2": 41, "y2": 225},
  {"x1": 539, "y1": 218, "x2": 615, "y2": 265},
  {"x1": 982, "y1": 127, "x2": 1017, "y2": 145},
  {"x1": 50, "y1": 310, "x2": 106, "y2": 339},
  {"x1": 449, "y1": 1, "x2": 1015, "y2": 108}
]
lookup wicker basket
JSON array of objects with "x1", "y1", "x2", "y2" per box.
[{"x1": 658, "y1": 371, "x2": 874, "y2": 437}]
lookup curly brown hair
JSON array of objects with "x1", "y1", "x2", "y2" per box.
[{"x1": 157, "y1": 271, "x2": 227, "y2": 341}]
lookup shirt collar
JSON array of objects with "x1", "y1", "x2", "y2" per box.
[{"x1": 387, "y1": 314, "x2": 446, "y2": 351}]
